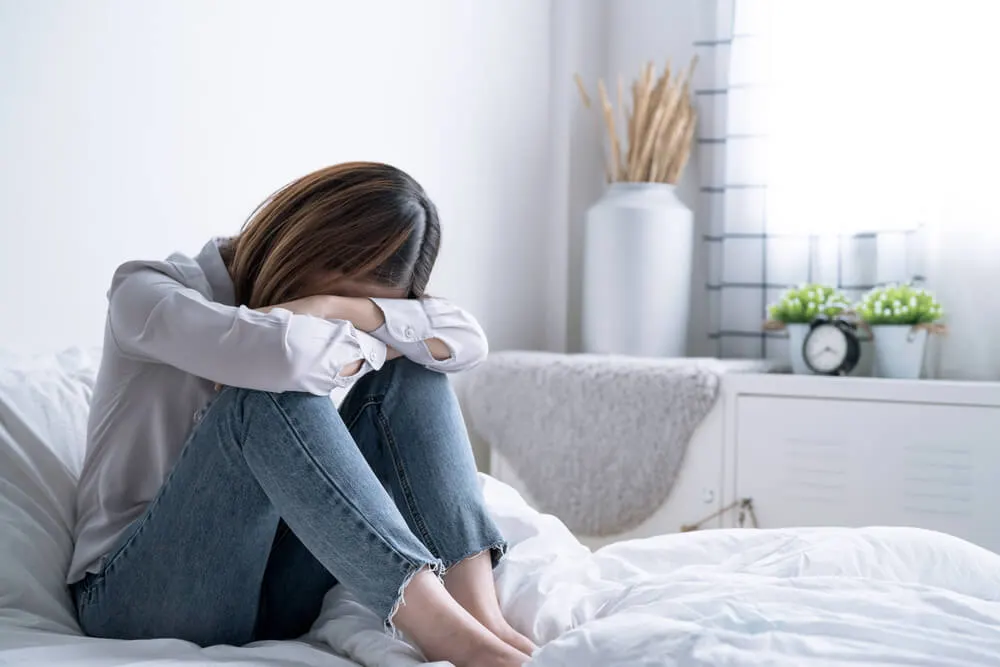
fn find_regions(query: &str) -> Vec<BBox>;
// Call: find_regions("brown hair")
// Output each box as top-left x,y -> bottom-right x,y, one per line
228,162 -> 441,308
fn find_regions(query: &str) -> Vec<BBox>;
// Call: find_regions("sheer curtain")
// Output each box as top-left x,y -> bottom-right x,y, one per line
697,0 -> 1000,379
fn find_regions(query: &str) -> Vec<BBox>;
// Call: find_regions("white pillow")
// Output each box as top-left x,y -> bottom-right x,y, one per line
0,347 -> 99,634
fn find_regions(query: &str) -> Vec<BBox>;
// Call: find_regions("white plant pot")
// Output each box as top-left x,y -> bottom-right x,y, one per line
786,323 -> 875,376
872,325 -> 929,379
582,183 -> 693,357
785,324 -> 812,375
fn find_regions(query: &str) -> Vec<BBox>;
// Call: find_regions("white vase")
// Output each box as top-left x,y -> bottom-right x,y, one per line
582,183 -> 693,357
786,322 -> 875,376
872,325 -> 929,379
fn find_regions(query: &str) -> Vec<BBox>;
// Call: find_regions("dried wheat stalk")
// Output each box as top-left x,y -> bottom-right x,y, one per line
573,73 -> 592,109
575,55 -> 698,184
597,79 -> 622,181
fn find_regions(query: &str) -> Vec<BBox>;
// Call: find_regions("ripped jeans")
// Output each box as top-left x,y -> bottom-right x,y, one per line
71,358 -> 506,646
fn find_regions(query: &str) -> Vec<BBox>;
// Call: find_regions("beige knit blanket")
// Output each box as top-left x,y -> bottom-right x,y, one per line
459,352 -> 766,536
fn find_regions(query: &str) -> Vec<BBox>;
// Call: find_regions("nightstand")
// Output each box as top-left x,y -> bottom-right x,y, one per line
720,373 -> 1000,553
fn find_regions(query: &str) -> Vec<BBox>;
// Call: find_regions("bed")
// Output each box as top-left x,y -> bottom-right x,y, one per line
4,348 -> 1000,666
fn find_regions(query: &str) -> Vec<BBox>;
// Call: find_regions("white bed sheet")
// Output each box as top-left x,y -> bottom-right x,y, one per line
7,476 -> 1000,666
4,350 -> 1000,666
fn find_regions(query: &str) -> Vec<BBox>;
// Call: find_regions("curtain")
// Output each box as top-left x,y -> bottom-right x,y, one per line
696,0 -> 1000,380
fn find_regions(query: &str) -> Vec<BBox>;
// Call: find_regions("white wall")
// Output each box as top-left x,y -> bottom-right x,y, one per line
547,0 -> 710,354
0,0 -> 552,354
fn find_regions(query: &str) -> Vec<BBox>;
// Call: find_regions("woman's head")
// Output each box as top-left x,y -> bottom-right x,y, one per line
228,162 -> 440,308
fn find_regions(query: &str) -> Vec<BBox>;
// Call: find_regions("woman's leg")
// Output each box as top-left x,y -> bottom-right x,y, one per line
254,520 -> 336,641
255,524 -> 532,667
73,386 -> 527,665
338,358 -> 536,655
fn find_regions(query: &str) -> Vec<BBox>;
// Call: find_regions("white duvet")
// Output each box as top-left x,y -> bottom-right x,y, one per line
4,350 -> 1000,666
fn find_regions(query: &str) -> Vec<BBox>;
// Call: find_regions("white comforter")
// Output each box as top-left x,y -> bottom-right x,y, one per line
3,350 -> 1000,666
5,475 -> 1000,666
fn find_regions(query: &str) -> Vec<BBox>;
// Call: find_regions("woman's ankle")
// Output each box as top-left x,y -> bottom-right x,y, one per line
442,552 -> 538,654
468,642 -> 533,667
391,570 -> 519,666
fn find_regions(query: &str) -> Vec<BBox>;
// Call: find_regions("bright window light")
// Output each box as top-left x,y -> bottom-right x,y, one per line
765,0 -> 1000,234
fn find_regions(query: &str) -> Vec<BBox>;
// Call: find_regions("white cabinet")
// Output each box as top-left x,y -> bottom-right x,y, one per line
723,375 -> 1000,553
480,366 -> 1000,552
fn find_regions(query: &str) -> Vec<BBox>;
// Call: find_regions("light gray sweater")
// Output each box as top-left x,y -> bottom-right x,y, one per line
69,239 -> 487,583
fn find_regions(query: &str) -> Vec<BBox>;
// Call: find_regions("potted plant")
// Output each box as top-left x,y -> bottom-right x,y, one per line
856,284 -> 944,379
767,284 -> 852,375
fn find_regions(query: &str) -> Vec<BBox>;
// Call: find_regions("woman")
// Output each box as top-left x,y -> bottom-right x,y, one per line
68,163 -> 535,667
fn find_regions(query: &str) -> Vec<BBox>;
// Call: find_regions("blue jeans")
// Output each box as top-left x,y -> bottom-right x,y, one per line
71,358 -> 506,646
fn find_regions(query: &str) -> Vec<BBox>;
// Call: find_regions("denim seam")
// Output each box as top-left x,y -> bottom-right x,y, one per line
375,404 -> 443,558
340,362 -> 443,558
76,577 -> 98,608
259,392 -> 429,572
342,395 -> 383,433
343,395 -> 444,563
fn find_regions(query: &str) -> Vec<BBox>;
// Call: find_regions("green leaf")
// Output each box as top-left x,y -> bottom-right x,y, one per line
766,283 -> 851,324
856,284 -> 943,325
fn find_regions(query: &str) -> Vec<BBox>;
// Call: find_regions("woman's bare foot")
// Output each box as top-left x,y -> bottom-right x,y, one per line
444,552 -> 539,657
470,644 -> 533,667
392,569 -> 531,666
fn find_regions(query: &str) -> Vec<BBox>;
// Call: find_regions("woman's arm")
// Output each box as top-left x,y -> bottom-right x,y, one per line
304,297 -> 455,363
257,294 -> 406,375
256,291 -> 486,373
108,261 -> 386,394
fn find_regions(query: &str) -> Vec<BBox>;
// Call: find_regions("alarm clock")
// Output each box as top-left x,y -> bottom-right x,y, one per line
802,315 -> 861,376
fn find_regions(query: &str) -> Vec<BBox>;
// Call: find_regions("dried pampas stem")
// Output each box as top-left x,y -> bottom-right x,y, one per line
665,104 -> 697,184
573,73 -> 592,109
578,56 -> 698,184
597,79 -> 622,182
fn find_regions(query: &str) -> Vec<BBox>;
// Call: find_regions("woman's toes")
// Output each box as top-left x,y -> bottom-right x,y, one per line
496,623 -> 538,655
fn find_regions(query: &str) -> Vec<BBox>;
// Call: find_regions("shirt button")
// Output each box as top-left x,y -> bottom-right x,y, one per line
403,326 -> 417,341
368,351 -> 377,363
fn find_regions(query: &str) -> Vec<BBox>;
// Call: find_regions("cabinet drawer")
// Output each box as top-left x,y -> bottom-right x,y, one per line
735,396 -> 1000,552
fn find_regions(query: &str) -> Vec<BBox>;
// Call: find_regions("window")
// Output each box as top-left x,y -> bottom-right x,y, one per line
765,0 -> 1000,234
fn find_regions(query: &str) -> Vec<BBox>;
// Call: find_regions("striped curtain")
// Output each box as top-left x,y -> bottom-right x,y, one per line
694,0 -> 921,360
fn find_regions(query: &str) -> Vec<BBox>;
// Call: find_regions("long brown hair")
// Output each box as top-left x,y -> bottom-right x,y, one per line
228,162 -> 441,308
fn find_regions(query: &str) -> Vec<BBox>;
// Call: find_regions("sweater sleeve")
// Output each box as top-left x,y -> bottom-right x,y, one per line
107,261 -> 386,394
368,296 -> 488,372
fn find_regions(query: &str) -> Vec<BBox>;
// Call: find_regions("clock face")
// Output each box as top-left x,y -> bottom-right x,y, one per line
804,323 -> 849,373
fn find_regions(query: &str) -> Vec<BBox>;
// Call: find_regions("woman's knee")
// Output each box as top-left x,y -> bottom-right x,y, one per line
356,357 -> 449,396
222,387 -> 343,438
224,385 -> 332,411
387,357 -> 448,385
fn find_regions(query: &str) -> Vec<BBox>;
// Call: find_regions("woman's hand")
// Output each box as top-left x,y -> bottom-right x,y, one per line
338,358 -> 365,377
332,297 -> 385,333
261,296 -> 399,374
260,296 -> 385,333
257,295 -> 339,319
